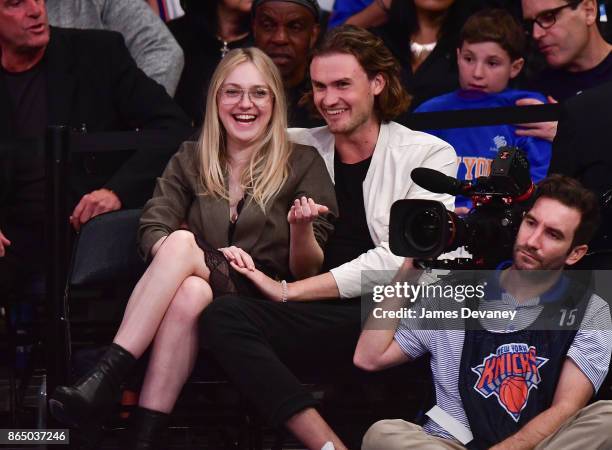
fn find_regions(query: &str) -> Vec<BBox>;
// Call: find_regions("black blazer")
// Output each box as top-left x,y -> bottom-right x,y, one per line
0,27 -> 191,210
551,81 -> 612,197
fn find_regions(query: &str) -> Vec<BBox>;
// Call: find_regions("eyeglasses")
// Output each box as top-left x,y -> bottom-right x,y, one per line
523,0 -> 583,35
218,86 -> 274,106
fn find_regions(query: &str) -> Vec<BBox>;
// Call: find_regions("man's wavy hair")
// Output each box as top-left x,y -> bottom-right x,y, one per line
535,174 -> 601,247
301,25 -> 410,122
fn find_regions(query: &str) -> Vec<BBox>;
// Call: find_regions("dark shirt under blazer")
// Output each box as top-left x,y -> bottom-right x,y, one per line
138,141 -> 338,280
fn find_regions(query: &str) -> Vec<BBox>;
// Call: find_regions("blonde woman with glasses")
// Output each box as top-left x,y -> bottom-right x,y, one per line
49,47 -> 337,448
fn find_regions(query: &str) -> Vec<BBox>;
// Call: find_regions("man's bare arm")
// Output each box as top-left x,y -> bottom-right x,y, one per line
230,265 -> 341,302
490,358 -> 593,450
353,319 -> 411,371
287,272 -> 340,301
354,259 -> 418,371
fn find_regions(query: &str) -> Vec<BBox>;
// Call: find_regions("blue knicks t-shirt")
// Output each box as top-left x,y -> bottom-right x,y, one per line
415,89 -> 552,208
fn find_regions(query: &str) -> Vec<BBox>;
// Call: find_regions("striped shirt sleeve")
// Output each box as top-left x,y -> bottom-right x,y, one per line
395,322 -> 430,360
567,294 -> 612,392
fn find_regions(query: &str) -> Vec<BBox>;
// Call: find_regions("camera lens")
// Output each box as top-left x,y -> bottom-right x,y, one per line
404,208 -> 442,253
390,199 -> 454,258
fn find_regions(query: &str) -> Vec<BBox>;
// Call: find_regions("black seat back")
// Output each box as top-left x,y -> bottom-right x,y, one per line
69,209 -> 146,287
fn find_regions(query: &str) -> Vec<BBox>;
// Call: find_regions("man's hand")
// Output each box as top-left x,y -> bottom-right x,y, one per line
219,246 -> 255,271
0,230 -> 11,257
515,96 -> 558,142
454,206 -> 470,217
287,196 -> 328,278
287,196 -> 329,226
70,188 -> 122,231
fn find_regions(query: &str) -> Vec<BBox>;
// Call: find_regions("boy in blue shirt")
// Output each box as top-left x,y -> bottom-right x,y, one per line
415,8 -> 551,211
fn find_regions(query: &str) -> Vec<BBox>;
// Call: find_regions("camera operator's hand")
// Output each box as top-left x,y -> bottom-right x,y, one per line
515,96 -> 558,142
0,229 -> 10,257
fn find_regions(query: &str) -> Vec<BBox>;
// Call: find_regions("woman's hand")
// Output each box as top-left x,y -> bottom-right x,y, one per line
230,262 -> 286,301
287,196 -> 329,226
219,245 -> 255,271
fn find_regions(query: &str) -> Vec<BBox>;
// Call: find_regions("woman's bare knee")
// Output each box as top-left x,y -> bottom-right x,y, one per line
166,276 -> 213,323
157,230 -> 198,256
153,230 -> 208,274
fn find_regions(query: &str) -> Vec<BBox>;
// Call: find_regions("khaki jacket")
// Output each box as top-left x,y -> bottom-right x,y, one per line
138,141 -> 338,280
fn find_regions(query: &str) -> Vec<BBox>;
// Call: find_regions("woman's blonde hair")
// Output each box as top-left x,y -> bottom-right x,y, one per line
197,47 -> 291,211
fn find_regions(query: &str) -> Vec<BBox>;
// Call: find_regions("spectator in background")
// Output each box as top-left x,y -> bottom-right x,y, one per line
171,0 -> 323,128
515,0 -> 612,141
375,0 -> 482,110
551,80 -> 612,257
524,0 -> 612,100
169,0 -> 253,126
47,0 -> 184,97
415,9 -> 551,211
344,0 -> 390,28
0,0 -> 189,298
342,0 -> 523,30
252,0 -> 325,127
552,80 -> 612,198
329,0 -> 374,28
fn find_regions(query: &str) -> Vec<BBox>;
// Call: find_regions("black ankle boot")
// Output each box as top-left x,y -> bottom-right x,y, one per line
49,343 -> 136,430
125,407 -> 170,450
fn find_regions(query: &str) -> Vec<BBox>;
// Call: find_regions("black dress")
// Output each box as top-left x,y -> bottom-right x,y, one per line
374,24 -> 460,112
195,198 -> 261,298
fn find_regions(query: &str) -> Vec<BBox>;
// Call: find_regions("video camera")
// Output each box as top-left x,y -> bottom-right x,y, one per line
390,147 -> 535,269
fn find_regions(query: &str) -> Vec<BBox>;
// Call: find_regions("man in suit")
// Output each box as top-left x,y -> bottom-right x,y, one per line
551,80 -> 612,197
0,0 -> 189,295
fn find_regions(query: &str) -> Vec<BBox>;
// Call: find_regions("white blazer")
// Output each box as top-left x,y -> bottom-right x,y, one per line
289,121 -> 457,298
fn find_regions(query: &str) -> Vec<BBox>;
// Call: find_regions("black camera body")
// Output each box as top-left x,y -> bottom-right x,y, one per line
390,147 -> 535,269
